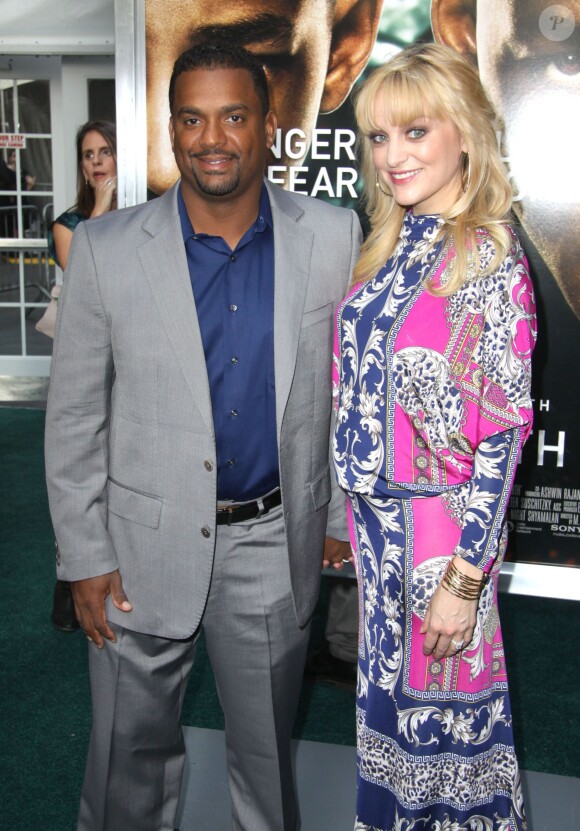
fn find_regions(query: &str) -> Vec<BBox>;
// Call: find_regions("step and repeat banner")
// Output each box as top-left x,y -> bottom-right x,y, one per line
145,0 -> 579,570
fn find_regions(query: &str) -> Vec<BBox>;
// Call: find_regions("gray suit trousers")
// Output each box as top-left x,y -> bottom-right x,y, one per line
77,505 -> 310,831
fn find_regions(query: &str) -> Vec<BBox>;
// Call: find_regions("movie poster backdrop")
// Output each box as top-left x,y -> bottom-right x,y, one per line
145,0 -> 580,568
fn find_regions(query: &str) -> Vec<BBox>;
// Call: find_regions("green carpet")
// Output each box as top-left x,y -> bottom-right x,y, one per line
1,407 -> 578,830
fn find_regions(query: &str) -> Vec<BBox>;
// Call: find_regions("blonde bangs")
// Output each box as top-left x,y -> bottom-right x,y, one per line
356,63 -> 453,137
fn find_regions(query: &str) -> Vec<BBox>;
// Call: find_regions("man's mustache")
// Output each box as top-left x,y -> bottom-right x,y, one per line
190,149 -> 239,160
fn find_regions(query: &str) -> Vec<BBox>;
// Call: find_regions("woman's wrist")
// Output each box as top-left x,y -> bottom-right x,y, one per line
440,558 -> 488,601
90,202 -> 114,219
451,554 -> 484,580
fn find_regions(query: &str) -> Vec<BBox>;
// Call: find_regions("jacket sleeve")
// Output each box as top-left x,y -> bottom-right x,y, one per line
325,209 -> 363,540
452,426 -> 523,571
45,221 -> 119,581
453,237 -> 537,571
474,235 -> 537,444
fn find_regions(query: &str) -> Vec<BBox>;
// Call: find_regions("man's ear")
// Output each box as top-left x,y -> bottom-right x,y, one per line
431,0 -> 477,67
264,110 -> 278,150
321,0 -> 383,113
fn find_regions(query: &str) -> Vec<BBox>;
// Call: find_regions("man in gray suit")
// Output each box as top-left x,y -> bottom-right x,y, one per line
45,43 -> 360,831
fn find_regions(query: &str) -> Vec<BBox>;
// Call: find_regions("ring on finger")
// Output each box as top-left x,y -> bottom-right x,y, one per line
342,558 -> 350,564
451,639 -> 464,650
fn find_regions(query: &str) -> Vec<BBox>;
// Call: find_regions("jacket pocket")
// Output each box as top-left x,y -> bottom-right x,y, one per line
107,478 -> 162,528
301,301 -> 333,329
309,465 -> 331,511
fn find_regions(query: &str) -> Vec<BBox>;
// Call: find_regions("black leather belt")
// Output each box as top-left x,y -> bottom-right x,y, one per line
216,487 -> 282,525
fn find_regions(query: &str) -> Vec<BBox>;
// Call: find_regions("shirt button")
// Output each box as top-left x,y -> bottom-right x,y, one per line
231,357 -> 239,365
230,409 -> 238,417
227,459 -> 235,467
201,526 -> 211,538
230,254 -> 236,262
204,460 -> 213,471
229,304 -> 238,312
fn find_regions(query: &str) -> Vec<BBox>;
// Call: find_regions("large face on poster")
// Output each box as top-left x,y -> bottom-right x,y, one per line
438,0 -> 580,319
146,0 -> 383,195
145,0 -> 579,568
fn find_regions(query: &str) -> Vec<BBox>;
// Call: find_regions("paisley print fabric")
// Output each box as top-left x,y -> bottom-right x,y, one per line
333,212 -> 536,831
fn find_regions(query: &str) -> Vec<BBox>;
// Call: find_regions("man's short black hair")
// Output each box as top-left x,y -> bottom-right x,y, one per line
169,42 -> 270,117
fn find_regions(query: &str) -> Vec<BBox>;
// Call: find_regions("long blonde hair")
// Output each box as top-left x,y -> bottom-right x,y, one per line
353,43 -> 513,293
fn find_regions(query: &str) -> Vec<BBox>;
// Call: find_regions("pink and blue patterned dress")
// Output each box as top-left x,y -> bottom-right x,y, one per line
333,212 -> 537,831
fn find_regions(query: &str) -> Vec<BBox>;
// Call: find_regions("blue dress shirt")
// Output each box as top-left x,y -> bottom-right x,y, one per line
178,184 -> 279,501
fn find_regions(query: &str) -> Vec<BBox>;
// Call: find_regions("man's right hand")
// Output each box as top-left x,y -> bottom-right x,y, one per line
71,569 -> 133,648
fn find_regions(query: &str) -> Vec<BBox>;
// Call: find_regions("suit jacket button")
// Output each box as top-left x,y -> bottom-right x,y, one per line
204,460 -> 213,472
201,526 -> 211,538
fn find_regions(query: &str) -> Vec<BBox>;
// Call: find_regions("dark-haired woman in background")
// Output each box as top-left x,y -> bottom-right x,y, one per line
333,44 -> 536,830
48,120 -> 117,269
48,120 -> 117,632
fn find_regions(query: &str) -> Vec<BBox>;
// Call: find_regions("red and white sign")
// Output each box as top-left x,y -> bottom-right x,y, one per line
0,133 -> 26,148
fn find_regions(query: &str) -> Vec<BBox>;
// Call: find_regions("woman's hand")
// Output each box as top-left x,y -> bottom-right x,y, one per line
420,557 -> 483,660
92,175 -> 117,217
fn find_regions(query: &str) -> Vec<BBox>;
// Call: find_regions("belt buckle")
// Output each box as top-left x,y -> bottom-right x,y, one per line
217,503 -> 236,526
255,496 -> 266,519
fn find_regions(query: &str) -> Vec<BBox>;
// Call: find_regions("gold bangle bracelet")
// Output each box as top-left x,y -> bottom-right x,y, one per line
447,560 -> 484,585
440,560 -> 486,600
440,576 -> 481,600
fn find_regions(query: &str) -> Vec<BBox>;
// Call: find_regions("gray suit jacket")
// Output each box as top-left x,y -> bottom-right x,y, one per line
45,180 -> 362,638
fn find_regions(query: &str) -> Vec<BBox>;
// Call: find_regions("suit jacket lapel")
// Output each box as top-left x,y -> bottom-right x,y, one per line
138,184 -> 214,435
267,181 -> 314,440
136,180 -> 313,442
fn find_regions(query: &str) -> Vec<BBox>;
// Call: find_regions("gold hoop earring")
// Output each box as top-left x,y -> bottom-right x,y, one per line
462,155 -> 471,193
375,173 -> 389,196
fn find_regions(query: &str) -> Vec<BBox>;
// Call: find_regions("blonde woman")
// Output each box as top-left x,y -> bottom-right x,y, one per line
333,44 -> 536,829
